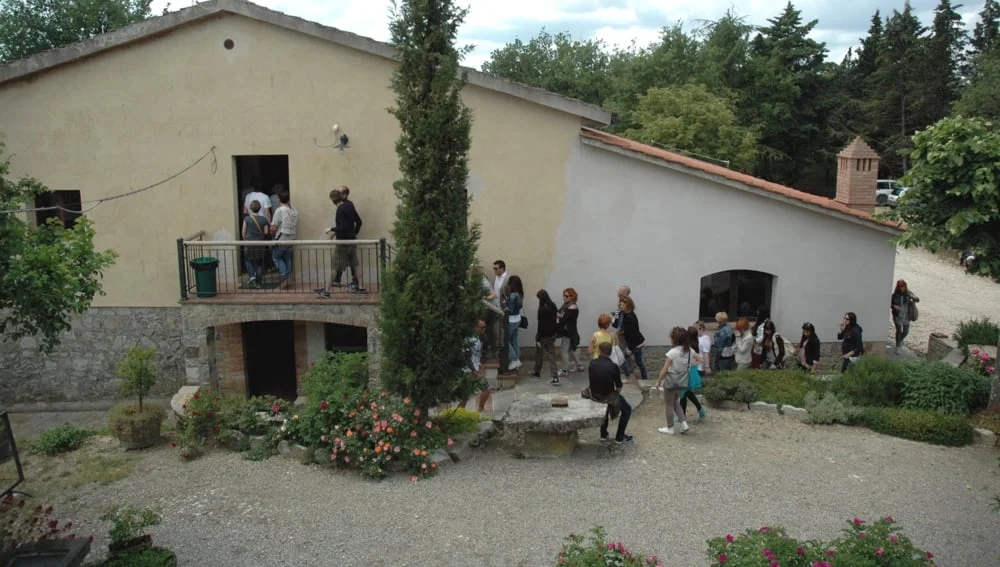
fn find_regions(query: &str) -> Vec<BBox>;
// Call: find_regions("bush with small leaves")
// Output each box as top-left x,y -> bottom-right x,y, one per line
802,392 -> 864,425
28,424 -> 93,456
863,407 -> 973,447
901,361 -> 990,416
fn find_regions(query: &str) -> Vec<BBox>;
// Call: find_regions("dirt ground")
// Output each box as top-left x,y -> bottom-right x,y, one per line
891,245 -> 1000,352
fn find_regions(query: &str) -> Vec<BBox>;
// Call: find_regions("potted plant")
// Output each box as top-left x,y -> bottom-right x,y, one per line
99,505 -> 176,567
108,346 -> 165,450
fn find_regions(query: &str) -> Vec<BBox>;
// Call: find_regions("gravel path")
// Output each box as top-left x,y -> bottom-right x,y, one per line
57,403 -> 1000,567
892,246 -> 1000,352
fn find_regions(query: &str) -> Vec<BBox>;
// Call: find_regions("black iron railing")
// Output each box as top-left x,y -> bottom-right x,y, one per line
177,238 -> 391,300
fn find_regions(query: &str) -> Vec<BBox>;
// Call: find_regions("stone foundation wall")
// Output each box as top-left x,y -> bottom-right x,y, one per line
0,307 -> 184,405
926,334 -> 958,362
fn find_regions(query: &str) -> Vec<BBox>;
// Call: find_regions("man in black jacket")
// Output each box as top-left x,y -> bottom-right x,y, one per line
317,187 -> 364,297
589,342 -> 633,444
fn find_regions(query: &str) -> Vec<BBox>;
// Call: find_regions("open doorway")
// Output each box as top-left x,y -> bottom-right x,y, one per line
242,320 -> 297,400
233,155 -> 290,230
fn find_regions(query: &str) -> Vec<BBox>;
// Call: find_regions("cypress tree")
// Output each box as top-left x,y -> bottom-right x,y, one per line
380,0 -> 482,411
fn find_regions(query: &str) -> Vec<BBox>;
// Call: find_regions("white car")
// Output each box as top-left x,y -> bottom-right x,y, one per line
876,179 -> 905,206
887,186 -> 909,208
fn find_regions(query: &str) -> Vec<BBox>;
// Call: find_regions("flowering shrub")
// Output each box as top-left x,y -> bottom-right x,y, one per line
175,389 -> 241,461
969,348 -> 997,378
1,495 -> 88,552
706,517 -> 936,566
556,526 -> 663,566
323,391 -> 449,479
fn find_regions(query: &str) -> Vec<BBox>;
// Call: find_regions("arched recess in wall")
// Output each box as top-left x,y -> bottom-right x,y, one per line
698,270 -> 775,321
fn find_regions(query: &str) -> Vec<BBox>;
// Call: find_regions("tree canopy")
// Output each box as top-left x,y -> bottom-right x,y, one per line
0,0 -> 152,62
892,117 -> 1000,278
0,141 -> 118,352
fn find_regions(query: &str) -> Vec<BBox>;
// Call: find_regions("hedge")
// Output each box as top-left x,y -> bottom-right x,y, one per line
862,407 -> 974,447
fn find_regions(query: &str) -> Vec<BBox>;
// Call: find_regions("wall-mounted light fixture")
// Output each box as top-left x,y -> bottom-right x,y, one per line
314,123 -> 351,151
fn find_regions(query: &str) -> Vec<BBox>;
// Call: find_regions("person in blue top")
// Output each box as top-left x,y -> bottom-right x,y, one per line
713,312 -> 736,372
504,275 -> 524,370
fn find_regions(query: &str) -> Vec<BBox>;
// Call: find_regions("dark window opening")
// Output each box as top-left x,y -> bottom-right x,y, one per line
699,270 -> 774,321
324,323 -> 367,353
34,190 -> 82,229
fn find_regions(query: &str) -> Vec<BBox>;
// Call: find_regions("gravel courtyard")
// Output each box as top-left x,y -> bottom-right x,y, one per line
891,245 -> 1000,352
54,403 -> 1000,567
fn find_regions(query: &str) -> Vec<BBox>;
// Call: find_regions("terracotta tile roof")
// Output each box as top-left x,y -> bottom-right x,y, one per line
579,127 -> 903,233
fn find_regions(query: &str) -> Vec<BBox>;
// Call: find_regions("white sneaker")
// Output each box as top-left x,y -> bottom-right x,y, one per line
509,360 -> 521,370
657,426 -> 675,435
557,369 -> 567,377
680,422 -> 690,434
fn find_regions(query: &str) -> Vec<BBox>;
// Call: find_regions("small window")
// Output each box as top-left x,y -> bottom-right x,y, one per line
34,190 -> 82,229
699,270 -> 774,321
324,323 -> 367,353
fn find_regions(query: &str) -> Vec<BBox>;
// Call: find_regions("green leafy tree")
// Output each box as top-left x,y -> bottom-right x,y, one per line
482,29 -> 614,106
380,0 -> 482,411
117,345 -> 156,412
891,116 -> 1000,279
956,49 -> 1000,120
0,0 -> 152,62
0,141 -> 117,352
624,84 -> 757,172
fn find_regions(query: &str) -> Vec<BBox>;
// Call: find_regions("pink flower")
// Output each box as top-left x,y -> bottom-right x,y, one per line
403,397 -> 411,405
343,456 -> 350,463
447,438 -> 455,447
826,550 -> 836,557
858,532 -> 867,539
607,543 -> 615,551
770,562 -> 780,567
394,446 -> 401,453
927,552 -> 934,559
410,430 -> 417,438
876,547 -> 885,557
320,400 -> 329,410
425,420 -> 433,429
271,404 -> 281,413
718,553 -> 728,564
972,348 -> 980,355
812,563 -> 831,567
409,475 -> 418,483
797,547 -> 805,555
646,556 -> 658,563
321,435 -> 327,442
889,534 -> 899,543
761,549 -> 774,558
987,366 -> 996,374
759,526 -> 769,533
725,534 -> 734,543
414,409 -> 421,418
853,517 -> 864,527
884,516 -> 895,523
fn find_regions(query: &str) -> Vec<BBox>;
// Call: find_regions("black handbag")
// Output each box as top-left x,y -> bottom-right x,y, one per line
519,315 -> 529,329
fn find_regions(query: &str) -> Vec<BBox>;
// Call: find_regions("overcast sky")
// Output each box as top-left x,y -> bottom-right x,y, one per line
155,0 -> 985,69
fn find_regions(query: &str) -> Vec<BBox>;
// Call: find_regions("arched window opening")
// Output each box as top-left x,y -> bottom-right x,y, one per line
698,270 -> 774,321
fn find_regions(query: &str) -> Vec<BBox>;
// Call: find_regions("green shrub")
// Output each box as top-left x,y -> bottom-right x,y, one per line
716,369 -> 824,407
100,505 -> 162,548
301,352 -> 369,403
174,390 -> 242,461
831,355 -> 908,407
28,424 -> 94,455
99,548 -> 176,567
955,317 -> 1000,353
433,407 -> 484,435
901,361 -> 991,416
863,407 -> 974,446
706,517 -> 934,566
702,377 -> 758,405
802,392 -> 864,425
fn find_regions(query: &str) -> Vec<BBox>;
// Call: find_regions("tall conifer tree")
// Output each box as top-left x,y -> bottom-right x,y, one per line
380,0 -> 482,411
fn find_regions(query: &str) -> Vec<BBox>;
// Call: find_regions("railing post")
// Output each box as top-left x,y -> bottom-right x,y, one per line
378,238 -> 387,291
177,238 -> 188,301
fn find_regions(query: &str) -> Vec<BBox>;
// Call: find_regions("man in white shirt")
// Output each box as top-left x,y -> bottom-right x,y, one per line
243,186 -> 272,223
490,260 -> 507,309
270,188 -> 298,289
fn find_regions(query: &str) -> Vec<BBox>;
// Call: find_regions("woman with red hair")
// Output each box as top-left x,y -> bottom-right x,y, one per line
890,279 -> 919,354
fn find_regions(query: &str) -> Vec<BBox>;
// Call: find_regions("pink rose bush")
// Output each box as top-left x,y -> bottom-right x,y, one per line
557,526 -> 663,566
706,517 -> 936,566
969,348 -> 997,378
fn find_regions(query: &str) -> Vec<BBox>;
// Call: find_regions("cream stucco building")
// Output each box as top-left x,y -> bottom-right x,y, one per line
0,0 -> 901,405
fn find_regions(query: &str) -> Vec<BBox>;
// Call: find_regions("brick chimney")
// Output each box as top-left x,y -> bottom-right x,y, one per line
835,136 -> 880,213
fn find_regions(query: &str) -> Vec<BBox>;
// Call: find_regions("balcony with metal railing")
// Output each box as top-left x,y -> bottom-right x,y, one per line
176,235 -> 392,305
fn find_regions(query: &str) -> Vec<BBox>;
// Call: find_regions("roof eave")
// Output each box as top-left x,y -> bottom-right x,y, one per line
0,0 -> 612,125
580,136 -> 904,236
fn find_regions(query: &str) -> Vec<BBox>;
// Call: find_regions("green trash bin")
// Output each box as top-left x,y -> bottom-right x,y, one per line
189,257 -> 220,298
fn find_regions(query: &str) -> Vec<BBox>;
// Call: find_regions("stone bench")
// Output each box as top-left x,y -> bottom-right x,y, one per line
501,393 -> 610,457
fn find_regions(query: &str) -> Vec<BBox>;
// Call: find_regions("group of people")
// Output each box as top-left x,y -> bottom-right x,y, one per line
462,263 -> 922,443
238,184 -> 366,295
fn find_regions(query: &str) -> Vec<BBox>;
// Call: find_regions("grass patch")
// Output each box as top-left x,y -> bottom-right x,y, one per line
10,437 -> 139,501
715,369 -> 826,407
434,407 -> 485,435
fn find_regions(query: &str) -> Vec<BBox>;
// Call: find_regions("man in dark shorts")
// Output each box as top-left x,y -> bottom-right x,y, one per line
316,186 -> 364,297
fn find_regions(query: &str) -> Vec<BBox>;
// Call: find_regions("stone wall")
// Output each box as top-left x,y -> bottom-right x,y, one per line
0,307 -> 184,405
926,334 -> 958,362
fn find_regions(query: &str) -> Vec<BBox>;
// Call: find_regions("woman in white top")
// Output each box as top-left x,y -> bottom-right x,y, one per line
696,322 -> 712,374
733,317 -> 754,370
654,326 -> 702,435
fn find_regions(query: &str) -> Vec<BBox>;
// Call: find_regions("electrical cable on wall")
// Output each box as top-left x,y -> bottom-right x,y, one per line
0,146 -> 218,215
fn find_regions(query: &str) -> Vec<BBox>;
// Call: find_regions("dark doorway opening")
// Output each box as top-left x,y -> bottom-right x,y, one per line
242,320 -> 297,400
324,323 -> 368,353
233,155 -> 290,276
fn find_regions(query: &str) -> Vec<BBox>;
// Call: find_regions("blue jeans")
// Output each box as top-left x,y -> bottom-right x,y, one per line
508,322 -> 520,362
272,245 -> 293,281
632,346 -> 648,380
243,249 -> 265,282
